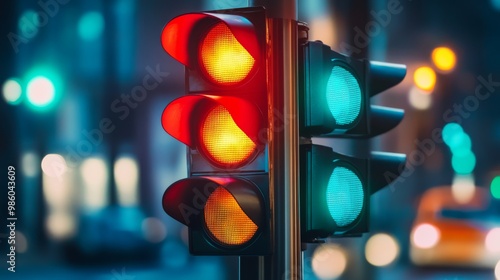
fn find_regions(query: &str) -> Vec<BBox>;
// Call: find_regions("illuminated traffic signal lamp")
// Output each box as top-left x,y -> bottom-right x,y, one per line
300,145 -> 406,241
161,7 -> 267,171
160,7 -> 271,255
162,176 -> 270,255
161,95 -> 265,169
299,41 -> 407,241
299,41 -> 406,138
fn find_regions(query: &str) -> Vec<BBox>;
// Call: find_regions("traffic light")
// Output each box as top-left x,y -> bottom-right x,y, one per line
160,7 -> 271,255
299,41 -> 407,241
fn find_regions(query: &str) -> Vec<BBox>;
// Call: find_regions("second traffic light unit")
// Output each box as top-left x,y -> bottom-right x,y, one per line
299,41 -> 407,241
160,7 -> 271,255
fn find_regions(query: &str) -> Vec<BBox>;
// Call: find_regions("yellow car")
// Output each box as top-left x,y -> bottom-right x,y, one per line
410,186 -> 500,268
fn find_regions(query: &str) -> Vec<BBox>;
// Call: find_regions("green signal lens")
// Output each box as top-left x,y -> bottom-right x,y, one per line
326,66 -> 362,126
326,166 -> 364,227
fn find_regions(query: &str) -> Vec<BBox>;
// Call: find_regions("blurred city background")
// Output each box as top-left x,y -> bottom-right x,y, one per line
1,0 -> 500,279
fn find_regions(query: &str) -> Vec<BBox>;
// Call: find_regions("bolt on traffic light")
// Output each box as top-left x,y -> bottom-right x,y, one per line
299,41 -> 407,241
160,7 -> 271,255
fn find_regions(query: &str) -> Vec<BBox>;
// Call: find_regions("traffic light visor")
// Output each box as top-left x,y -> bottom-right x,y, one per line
161,12 -> 260,70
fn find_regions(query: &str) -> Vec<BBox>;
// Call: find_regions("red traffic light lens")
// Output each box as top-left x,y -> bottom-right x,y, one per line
199,104 -> 257,168
199,22 -> 256,86
204,186 -> 259,246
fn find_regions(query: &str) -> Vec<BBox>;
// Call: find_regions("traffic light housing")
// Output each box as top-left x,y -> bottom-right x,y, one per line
160,7 -> 407,251
299,41 -> 407,242
160,7 -> 271,255
299,41 -> 406,138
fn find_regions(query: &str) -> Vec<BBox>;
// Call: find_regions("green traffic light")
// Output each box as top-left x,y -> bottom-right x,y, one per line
326,165 -> 364,227
326,66 -> 361,126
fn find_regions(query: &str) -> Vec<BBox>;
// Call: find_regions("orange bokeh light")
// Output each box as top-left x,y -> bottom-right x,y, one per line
413,66 -> 436,92
432,47 -> 457,72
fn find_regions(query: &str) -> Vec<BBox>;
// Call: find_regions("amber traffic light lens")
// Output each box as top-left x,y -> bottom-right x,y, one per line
200,105 -> 257,167
204,186 -> 258,246
200,22 -> 255,85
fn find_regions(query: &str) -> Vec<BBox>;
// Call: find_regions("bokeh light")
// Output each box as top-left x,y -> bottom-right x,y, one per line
365,233 -> 400,267
408,86 -> 432,110
491,176 -> 500,200
496,260 -> 500,280
45,211 -> 76,240
493,0 -> 500,10
309,16 -> 336,48
42,159 -> 73,209
78,11 -> 105,41
412,223 -> 440,249
446,133 -> 472,155
15,231 -> 28,253
451,151 -> 476,174
442,123 -> 476,174
485,228 -> 500,253
41,154 -> 67,178
18,10 -> 38,38
442,122 -> 464,145
21,152 -> 39,177
80,157 -> 109,210
413,66 -> 436,92
431,47 -> 457,72
114,156 -> 139,206
141,217 -> 167,243
27,76 -> 55,108
2,78 -> 22,105
451,174 -> 476,204
311,244 -> 347,279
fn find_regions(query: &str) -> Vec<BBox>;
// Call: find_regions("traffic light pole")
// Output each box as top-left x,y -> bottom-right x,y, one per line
243,1 -> 301,279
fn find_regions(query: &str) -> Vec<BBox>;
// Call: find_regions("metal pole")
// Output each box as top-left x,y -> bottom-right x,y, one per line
249,1 -> 300,279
